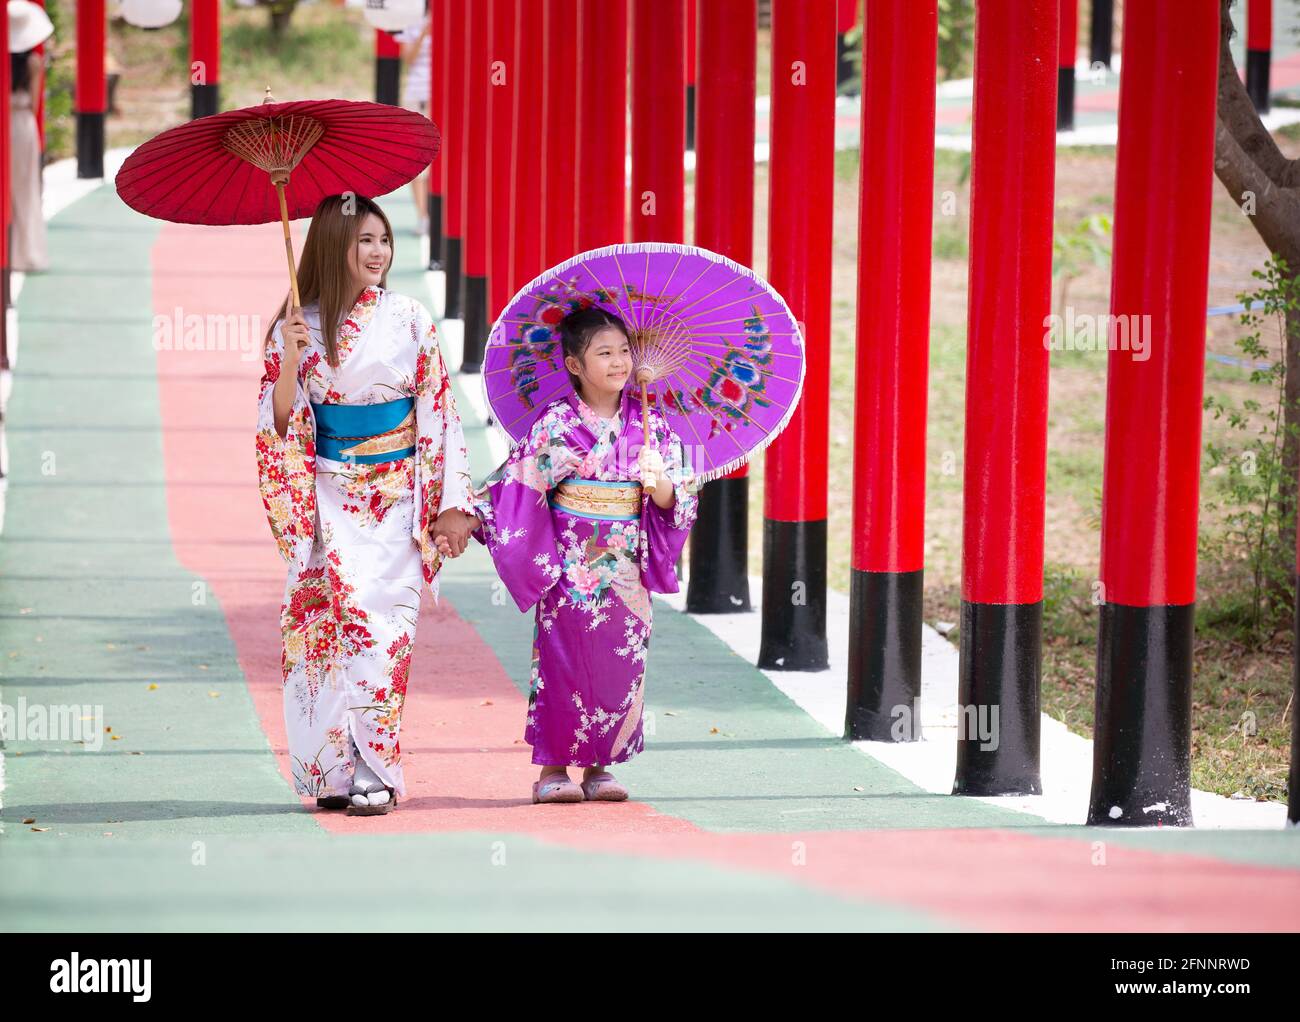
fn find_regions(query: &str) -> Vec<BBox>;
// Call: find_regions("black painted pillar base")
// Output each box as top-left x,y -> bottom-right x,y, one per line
443,237 -> 464,320
952,600 -> 1042,796
76,111 -> 105,179
1089,0 -> 1113,71
758,518 -> 828,671
846,569 -> 923,741
461,274 -> 488,373
428,194 -> 444,271
685,84 -> 696,152
191,82 -> 219,120
1290,581 -> 1300,827
1057,67 -> 1075,132
686,476 -> 751,613
1247,50 -> 1271,115
1086,602 -> 1194,827
376,55 -> 401,106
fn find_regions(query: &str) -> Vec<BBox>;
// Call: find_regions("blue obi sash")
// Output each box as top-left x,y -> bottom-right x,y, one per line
311,396 -> 416,464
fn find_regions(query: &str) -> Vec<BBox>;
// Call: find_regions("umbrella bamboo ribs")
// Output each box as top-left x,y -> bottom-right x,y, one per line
219,92 -> 326,311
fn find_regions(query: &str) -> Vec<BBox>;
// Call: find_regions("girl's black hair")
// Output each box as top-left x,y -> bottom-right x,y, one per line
558,305 -> 630,395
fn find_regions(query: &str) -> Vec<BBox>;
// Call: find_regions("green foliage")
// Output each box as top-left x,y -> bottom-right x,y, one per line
936,0 -> 975,81
838,0 -> 974,92
1202,255 -> 1300,637
1041,564 -> 1097,647
1051,212 -> 1112,312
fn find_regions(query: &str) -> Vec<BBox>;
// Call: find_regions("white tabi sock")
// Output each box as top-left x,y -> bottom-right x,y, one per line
349,742 -> 391,806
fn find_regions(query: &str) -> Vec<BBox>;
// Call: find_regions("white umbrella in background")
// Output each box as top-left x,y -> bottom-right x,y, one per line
360,0 -> 423,34
120,0 -> 182,29
7,0 -> 53,51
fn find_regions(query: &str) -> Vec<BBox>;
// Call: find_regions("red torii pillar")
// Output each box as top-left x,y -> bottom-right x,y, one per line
488,0 -> 517,323
845,0 -> 937,740
686,0 -> 757,615
1058,0 -> 1076,131
630,0 -> 684,244
759,0 -> 834,672
76,0 -> 106,179
1089,0 -> 1113,70
375,29 -> 400,106
577,0 -> 627,252
441,0 -> 467,319
1088,0 -> 1220,828
836,0 -> 857,94
1247,0 -> 1272,114
190,0 -> 220,119
953,0 -> 1057,796
462,0 -> 491,371
684,0 -> 696,152
510,0 -> 546,295
543,0 -> 579,268
429,0 -> 446,272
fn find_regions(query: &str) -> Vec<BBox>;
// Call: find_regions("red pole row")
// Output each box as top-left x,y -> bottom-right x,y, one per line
189,0 -> 221,119
1058,0 -> 1076,131
630,0 -> 684,244
758,0 -> 835,671
1247,0 -> 1273,113
75,0 -> 106,179
954,0 -> 1057,796
427,0 -> 446,272
685,0 -> 758,614
461,0 -> 490,370
1089,0 -> 1220,827
845,0 -> 937,739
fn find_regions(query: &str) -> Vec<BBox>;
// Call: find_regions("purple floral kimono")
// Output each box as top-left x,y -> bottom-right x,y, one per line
471,386 -> 699,766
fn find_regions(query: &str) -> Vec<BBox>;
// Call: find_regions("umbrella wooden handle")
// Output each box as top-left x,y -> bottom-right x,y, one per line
638,374 -> 657,494
273,178 -> 301,310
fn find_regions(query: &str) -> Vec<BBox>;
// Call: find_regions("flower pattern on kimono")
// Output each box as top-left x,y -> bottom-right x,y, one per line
331,457 -> 415,529
255,338 -> 317,564
279,550 -> 376,685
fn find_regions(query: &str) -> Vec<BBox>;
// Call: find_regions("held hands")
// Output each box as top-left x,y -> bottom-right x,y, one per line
431,508 -> 480,559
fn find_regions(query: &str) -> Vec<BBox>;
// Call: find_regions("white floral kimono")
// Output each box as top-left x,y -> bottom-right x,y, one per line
255,285 -> 475,798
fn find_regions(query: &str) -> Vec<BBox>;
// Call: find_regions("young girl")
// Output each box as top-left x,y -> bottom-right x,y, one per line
437,305 -> 699,804
256,194 -> 480,815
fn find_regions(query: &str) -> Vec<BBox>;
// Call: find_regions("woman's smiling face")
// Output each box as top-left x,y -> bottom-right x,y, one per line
348,211 -> 391,289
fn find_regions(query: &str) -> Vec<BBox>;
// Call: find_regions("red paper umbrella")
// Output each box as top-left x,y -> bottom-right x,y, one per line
115,91 -> 439,308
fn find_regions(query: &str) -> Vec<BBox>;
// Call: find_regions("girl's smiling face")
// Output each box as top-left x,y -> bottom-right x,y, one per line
348,212 -> 391,290
566,325 -> 631,402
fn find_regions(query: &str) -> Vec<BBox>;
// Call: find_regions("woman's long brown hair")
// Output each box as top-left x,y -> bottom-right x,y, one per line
263,193 -> 395,368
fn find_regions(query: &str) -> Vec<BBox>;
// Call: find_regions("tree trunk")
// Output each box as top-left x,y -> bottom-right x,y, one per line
1214,0 -> 1300,625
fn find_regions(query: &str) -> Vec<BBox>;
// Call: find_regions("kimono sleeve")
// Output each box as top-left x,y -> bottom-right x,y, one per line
411,305 -> 477,600
639,411 -> 700,595
470,407 -> 579,612
255,317 -> 317,566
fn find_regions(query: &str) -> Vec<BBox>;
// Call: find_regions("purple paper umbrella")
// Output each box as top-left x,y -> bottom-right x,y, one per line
480,243 -> 806,480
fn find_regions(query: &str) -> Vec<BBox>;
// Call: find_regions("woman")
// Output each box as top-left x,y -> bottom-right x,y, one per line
9,1 -> 53,272
255,194 -> 479,815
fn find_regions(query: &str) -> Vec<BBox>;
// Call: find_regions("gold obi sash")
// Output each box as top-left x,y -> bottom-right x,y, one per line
548,477 -> 643,521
